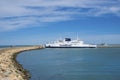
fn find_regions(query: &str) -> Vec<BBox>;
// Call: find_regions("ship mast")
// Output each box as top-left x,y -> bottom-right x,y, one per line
77,34 -> 79,40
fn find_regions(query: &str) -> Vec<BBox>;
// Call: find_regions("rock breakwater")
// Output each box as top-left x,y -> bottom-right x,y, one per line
0,46 -> 43,80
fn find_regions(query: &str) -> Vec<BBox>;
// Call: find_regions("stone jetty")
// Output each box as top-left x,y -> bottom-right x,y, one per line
0,46 -> 43,80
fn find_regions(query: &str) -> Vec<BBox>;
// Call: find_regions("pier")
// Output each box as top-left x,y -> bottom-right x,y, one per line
0,46 -> 43,80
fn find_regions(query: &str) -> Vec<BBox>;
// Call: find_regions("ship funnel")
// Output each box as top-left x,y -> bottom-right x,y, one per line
65,38 -> 71,41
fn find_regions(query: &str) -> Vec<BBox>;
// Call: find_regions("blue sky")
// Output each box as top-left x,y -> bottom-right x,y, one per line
0,0 -> 120,45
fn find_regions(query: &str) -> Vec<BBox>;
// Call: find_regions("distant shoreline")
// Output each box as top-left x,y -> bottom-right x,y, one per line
0,46 -> 43,80
1,44 -> 120,48
97,44 -> 120,48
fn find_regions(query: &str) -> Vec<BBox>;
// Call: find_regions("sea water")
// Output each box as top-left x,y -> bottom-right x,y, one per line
17,48 -> 120,80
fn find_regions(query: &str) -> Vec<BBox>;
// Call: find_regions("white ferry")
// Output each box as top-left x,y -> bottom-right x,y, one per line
45,38 -> 97,48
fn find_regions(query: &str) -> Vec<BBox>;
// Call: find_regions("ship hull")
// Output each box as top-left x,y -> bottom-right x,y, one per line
45,46 -> 96,48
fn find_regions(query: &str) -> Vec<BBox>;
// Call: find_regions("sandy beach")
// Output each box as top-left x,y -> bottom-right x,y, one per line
0,46 -> 43,80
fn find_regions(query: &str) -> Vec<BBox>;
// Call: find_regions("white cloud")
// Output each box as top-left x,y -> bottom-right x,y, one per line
0,0 -> 120,31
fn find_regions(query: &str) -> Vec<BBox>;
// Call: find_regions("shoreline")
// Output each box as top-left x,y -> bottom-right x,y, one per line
0,46 -> 43,80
